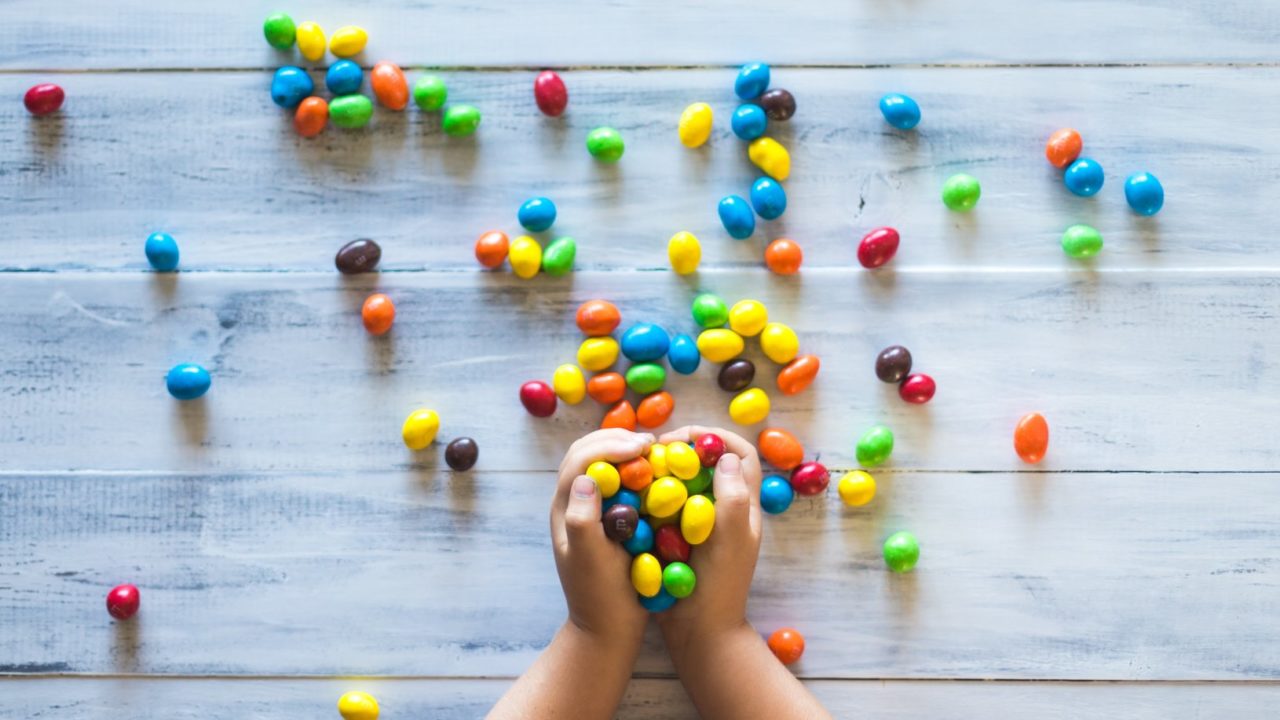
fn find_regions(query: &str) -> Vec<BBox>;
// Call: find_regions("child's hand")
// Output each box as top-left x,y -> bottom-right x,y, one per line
551,428 -> 656,648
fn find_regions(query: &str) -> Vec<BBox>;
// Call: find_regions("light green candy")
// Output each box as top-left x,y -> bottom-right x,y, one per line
691,293 -> 728,329
263,12 -> 297,50
856,424 -> 894,467
442,104 -> 481,136
1061,224 -> 1103,259
540,236 -> 576,276
942,173 -> 981,212
625,363 -> 666,395
662,562 -> 696,598
683,466 -> 713,495
330,95 -> 373,129
883,531 -> 919,573
587,127 -> 625,162
413,75 -> 448,112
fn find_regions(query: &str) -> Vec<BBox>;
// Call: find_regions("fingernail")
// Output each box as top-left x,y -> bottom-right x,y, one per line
573,476 -> 597,498
717,453 -> 740,473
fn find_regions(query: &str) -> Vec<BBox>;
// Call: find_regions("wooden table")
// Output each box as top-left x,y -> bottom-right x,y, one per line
2,1 -> 1278,716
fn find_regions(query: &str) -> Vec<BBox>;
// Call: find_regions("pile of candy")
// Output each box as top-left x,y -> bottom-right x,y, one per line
473,197 -> 578,278
875,344 -> 936,405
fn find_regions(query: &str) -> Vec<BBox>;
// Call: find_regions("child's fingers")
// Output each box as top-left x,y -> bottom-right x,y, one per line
710,453 -> 754,537
562,475 -> 605,545
658,425 -> 763,495
558,430 -> 655,481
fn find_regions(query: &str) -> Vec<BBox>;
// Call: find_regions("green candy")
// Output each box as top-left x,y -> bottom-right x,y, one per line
1061,224 -> 1103,259
442,104 -> 481,136
413,75 -> 448,112
586,127 -> 625,162
330,95 -> 374,129
541,236 -> 576,276
856,424 -> 894,467
262,12 -> 297,50
662,561 -> 697,598
883,531 -> 920,573
625,363 -> 666,395
691,293 -> 728,329
683,466 -> 713,495
941,173 -> 981,212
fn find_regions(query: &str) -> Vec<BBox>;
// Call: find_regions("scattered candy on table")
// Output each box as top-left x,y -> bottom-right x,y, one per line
145,232 -> 180,271
576,300 -> 621,336
1061,224 -> 1103,259
837,470 -> 876,507
474,231 -> 509,269
294,97 -> 329,137
166,363 -> 210,401
789,461 -> 829,496
718,195 -> 756,239
402,408 -> 440,450
106,583 -> 140,621
748,137 -> 791,180
636,391 -> 675,428
879,93 -> 921,130
759,322 -> 798,364
577,336 -> 619,371
601,399 -> 637,430
728,387 -> 770,425
330,94 -> 373,129
337,691 -> 379,720
361,293 -> 395,335
518,197 -> 557,232
621,322 -> 670,362
587,372 -> 626,404
443,104 -> 482,136
734,62 -> 771,99
586,127 -> 625,162
413,75 -> 448,111
759,88 -> 796,121
757,427 -> 804,470
326,60 -> 364,95
731,104 -> 768,140
444,437 -> 479,470
1045,128 -> 1083,169
760,474 -> 794,514
718,358 -> 755,392
1124,172 -> 1164,216
856,424 -> 894,467
668,231 -> 702,275
857,227 -> 900,269
899,373 -> 936,404
697,328 -> 745,363
625,362 -> 666,395
509,235 -> 542,278
668,334 -> 700,375
764,238 -> 802,275
371,61 -> 409,110
552,363 -> 587,404
262,12 -> 297,49
1014,412 -> 1049,464
271,66 -> 313,108
776,354 -> 820,395
295,21 -> 325,61
883,531 -> 920,573
1063,157 -> 1104,197
23,83 -> 64,116
329,26 -> 368,58
875,345 -> 912,383
942,173 -> 981,212
534,70 -> 568,117
335,238 -> 381,274
768,627 -> 805,665
540,236 -> 576,276
678,102 -> 713,148
691,294 -> 728,329
728,300 -> 768,337
750,177 -> 787,220
519,380 -> 557,418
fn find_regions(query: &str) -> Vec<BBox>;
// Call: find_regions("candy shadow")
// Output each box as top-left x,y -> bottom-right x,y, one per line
149,272 -> 179,304
174,397 -> 209,446
366,330 -> 397,376
441,133 -> 480,179
1132,215 -> 1163,258
859,266 -> 899,304
884,566 -> 921,623
945,210 -> 982,257
28,114 -> 65,157
111,615 -> 141,673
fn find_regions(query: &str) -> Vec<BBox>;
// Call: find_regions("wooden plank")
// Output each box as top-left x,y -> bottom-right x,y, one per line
1,0 -> 1278,69
1,471 -> 1277,678
0,66 -> 1275,272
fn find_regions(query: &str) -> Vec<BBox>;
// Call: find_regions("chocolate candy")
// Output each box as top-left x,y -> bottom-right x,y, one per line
757,427 -> 803,470
576,300 -> 621,336
402,409 -> 440,450
718,359 -> 755,392
519,380 -> 557,417
106,583 -> 140,620
443,105 -> 482,137
371,61 -> 409,110
335,238 -> 381,274
764,238 -> 802,275
768,628 -> 805,665
325,60 -> 363,95
603,504 -> 639,542
601,400 -> 636,430
166,363 -> 210,401
329,26 -> 368,58
734,62 -> 771,99
668,231 -> 702,275
413,75 -> 448,111
1014,412 -> 1049,464
444,437 -> 478,470
534,70 -> 568,117
759,88 -> 796,121
731,104 -> 768,140
636,391 -> 674,429
748,137 -> 790,181
145,232 -> 180,272
662,561 -> 697,598
875,345 -> 912,383
294,96 -> 328,138
729,300 -> 768,337
942,173 -> 981,211
789,461 -> 829,496
883,531 -> 920,573
362,293 -> 395,335
858,227 -> 900,269
668,334 -> 700,375
777,354 -> 819,396
586,127 -> 625,162
899,373 -> 936,404
330,95 -> 373,129
694,433 -> 726,467
654,524 -> 691,564
337,691 -> 379,720
728,388 -> 770,425
856,425 -> 894,467
620,323 -> 670,362
518,197 -> 557,232
271,66 -> 313,109
1061,224 -> 1103,259
262,12 -> 297,49
760,474 -> 794,514
1063,158 -> 1104,197
624,518 -> 654,555
879,93 -> 921,130
1045,128 -> 1083,169
837,470 -> 876,507
718,195 -> 756,239
1125,172 -> 1164,216
24,83 -> 64,116
541,236 -> 576,276
295,21 -> 325,62
678,102 -> 713,148
750,177 -> 787,220
474,231 -> 509,269
691,293 -> 729,329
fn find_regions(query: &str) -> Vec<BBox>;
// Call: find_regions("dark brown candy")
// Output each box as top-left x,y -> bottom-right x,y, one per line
335,238 -> 382,274
759,88 -> 796,121
602,504 -> 639,543
444,437 -> 479,471
717,359 -> 756,392
875,345 -> 913,383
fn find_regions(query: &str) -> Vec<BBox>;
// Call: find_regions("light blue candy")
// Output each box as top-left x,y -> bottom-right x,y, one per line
619,322 -> 670,362
271,66 -> 314,109
166,363 -> 211,401
144,232 -> 180,271
879,93 -> 921,130
735,62 -> 770,100
730,104 -> 768,140
1064,157 -> 1105,197
639,587 -> 677,612
760,474 -> 794,515
624,518 -> 654,556
517,196 -> 557,232
750,177 -> 787,220
718,195 -> 755,239
1124,172 -> 1164,216
325,60 -> 364,95
603,488 -> 641,512
668,333 -> 701,375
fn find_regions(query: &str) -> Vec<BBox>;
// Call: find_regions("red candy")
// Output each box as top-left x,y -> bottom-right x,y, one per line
24,83 -> 64,116
106,584 -> 140,620
533,70 -> 568,117
789,461 -> 829,496
694,433 -> 726,467
857,227 -> 900,269
519,380 -> 557,417
654,524 -> 691,564
899,373 -> 936,404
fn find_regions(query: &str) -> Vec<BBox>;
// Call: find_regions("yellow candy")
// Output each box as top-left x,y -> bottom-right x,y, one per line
728,299 -> 768,337
729,388 -> 770,425
696,328 -> 745,363
665,442 -> 701,480
577,337 -> 619,372
329,25 -> 368,58
509,235 -> 542,279
295,21 -> 326,62
631,552 -> 662,597
837,470 -> 877,507
337,691 -> 380,720
760,322 -> 799,364
680,494 -> 716,545
552,364 -> 586,405
647,444 -> 669,478
401,408 -> 440,450
587,461 -> 621,498
645,476 -> 688,518
678,102 -> 713,148
667,231 -> 701,275
748,137 -> 790,181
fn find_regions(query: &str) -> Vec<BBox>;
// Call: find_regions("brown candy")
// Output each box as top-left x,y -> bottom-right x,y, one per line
875,345 -> 912,383
603,504 -> 638,542
444,437 -> 478,471
717,359 -> 755,392
335,239 -> 382,274
759,88 -> 796,121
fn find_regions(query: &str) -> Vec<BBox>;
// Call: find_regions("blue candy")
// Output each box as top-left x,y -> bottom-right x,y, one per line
734,62 -> 770,100
144,232 -> 180,271
668,333 -> 701,375
624,518 -> 654,555
749,177 -> 787,220
730,104 -> 768,140
619,322 -> 670,362
879,93 -> 921,130
718,195 -> 756,239
517,196 -> 557,232
1064,157 -> 1105,197
271,66 -> 314,109
1124,172 -> 1164,216
639,587 -> 677,612
325,60 -> 364,95
166,363 -> 211,401
760,474 -> 794,515
603,488 -> 641,512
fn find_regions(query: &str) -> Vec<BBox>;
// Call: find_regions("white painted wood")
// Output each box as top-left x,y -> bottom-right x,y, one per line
1,67 -> 1274,271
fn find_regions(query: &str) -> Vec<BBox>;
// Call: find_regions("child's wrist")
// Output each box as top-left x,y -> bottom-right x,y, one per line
563,616 -> 645,659
661,617 -> 754,670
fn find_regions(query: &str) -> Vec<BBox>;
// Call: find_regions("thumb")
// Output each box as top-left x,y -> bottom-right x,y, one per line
712,453 -> 751,533
563,475 -> 603,543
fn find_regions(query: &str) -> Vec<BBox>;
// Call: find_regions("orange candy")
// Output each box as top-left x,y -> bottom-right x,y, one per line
294,97 -> 328,138
757,427 -> 804,470
474,231 -> 509,268
776,354 -> 820,395
370,61 -> 410,110
361,293 -> 395,336
1014,412 -> 1049,464
764,238 -> 803,275
1045,128 -> 1083,169
586,372 -> 626,404
618,456 -> 654,492
576,300 -> 621,336
767,628 -> 805,665
601,400 -> 637,430
636,391 -> 674,429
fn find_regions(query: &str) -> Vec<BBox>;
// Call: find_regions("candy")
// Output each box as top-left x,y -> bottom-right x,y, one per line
552,364 -> 587,404
586,127 -> 625,162
587,372 -> 626,404
665,442 -> 701,480
271,66 -> 313,108
1045,128 -> 1083,169
837,470 -> 875,506
263,12 -> 297,49
443,105 -> 482,136
337,692 -> 379,720
697,329 -> 745,363
603,504 -> 639,542
668,334 -> 700,375
691,293 -> 729,329
541,237 -> 576,276
325,60 -> 363,95
618,456 -> 654,492
757,427 -> 803,470
728,300 -> 768,337
401,409 -> 440,450
646,477 -> 688,518
1014,412 -> 1049,464
789,461 -> 829,496
474,230 -> 509,269
667,231 -> 702,275
748,137 -> 791,181
335,239 -> 383,274
768,628 -> 805,665
577,337 -> 619,371
106,584 -> 140,620
683,466 -> 713,495
166,363 -> 210,400
883,531 -> 919,573
294,96 -> 329,137
1061,224 -> 1103,259
857,226 -> 900,269
518,197 -> 557,232
509,235 -> 543,279
329,26 -> 368,58
718,195 -> 756,239
717,359 -> 755,392
626,363 -> 666,395
678,102 -> 713,148
729,388 -> 770,425
519,380 -> 557,417
750,177 -> 787,220
370,61 -> 409,110
624,518 -> 654,555
759,88 -> 796,121
640,587 -> 677,612
879,93 -> 921,130
942,173 -> 981,212
777,354 -> 819,396
731,104 -> 768,140
1063,157 -> 1104,197
764,238 -> 802,275
413,75 -> 448,111
759,323 -> 799,364
654,524 -> 691,564
295,22 -> 325,62
601,400 -> 637,430
24,83 -> 64,116
694,434 -> 726,467
576,300 -> 621,336
145,232 -> 180,272
361,293 -> 395,335
330,95 -> 373,129
760,475 -> 794,514
620,323 -> 670,362
856,425 -> 894,467
647,444 -> 669,478
444,437 -> 479,470
586,460 -> 622,498
875,345 -> 912,383
899,373 -> 936,404
662,561 -> 697,598
735,62 -> 771,99
1125,172 -> 1164,216
604,489 -> 640,512
534,70 -> 568,117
